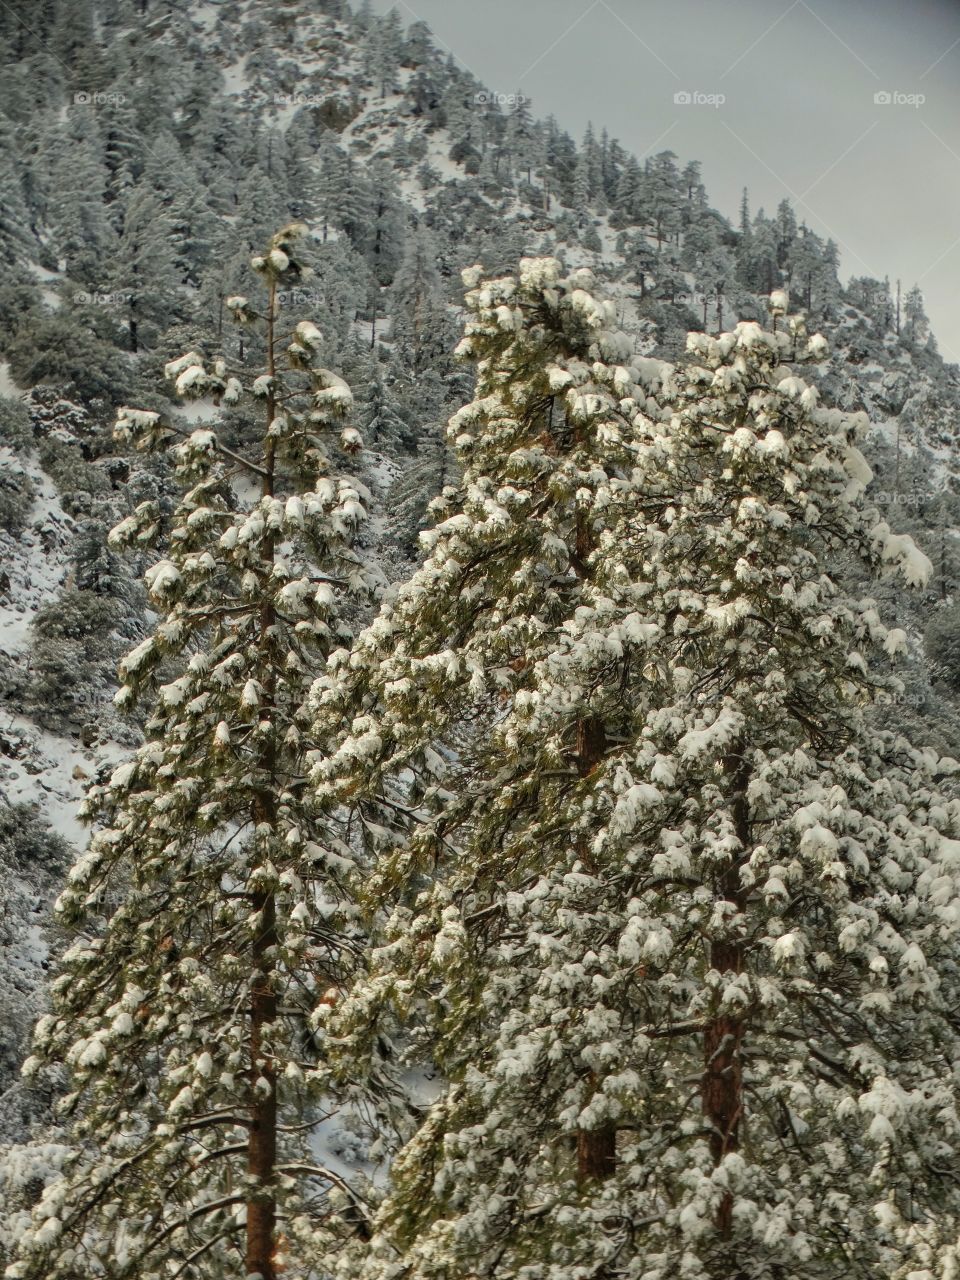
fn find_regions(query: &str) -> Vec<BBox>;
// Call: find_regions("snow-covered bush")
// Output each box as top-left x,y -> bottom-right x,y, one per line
0,463 -> 34,534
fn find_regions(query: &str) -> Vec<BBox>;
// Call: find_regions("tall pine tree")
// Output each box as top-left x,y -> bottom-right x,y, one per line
12,226 -> 381,1280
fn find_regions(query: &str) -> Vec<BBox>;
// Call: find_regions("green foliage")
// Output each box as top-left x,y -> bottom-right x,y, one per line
0,803 -> 68,889
0,463 -> 34,534
925,603 -> 960,691
5,315 -> 134,406
384,426 -> 454,555
36,439 -> 111,517
27,588 -> 121,729
0,802 -> 68,1091
0,396 -> 32,451
0,278 -> 43,350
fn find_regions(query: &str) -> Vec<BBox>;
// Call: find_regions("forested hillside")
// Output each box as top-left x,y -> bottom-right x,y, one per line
3,3 -> 960,1278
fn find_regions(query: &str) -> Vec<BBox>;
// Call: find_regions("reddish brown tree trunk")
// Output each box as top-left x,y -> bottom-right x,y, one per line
702,748 -> 750,1235
577,1122 -> 617,1183
576,715 -> 605,779
247,888 -> 278,1280
575,716 -> 615,1184
703,938 -> 743,1236
247,280 -> 279,1280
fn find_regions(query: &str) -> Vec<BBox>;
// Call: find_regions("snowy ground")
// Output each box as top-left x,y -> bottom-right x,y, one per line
0,448 -> 123,850
0,449 -> 74,657
0,363 -> 22,400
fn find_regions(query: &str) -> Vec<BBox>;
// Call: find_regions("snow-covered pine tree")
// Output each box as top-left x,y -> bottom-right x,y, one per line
45,118 -> 115,286
904,284 -> 931,347
10,225 -> 381,1280
0,124 -> 34,266
109,186 -> 181,353
307,254 -> 666,1251
357,356 -> 416,456
384,417 -> 455,556
387,227 -> 450,374
314,270 -> 960,1280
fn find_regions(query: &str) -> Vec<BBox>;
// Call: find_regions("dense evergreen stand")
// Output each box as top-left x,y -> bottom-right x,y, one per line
311,261 -> 960,1280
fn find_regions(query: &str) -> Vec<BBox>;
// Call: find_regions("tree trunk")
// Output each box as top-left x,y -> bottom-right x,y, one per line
575,715 -> 615,1183
702,936 -> 743,1236
577,1122 -> 616,1183
247,886 -> 278,1280
702,747 -> 750,1236
246,279 -> 280,1280
576,715 -> 605,777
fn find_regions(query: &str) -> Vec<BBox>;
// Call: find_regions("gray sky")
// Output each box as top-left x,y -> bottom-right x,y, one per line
370,0 -> 960,363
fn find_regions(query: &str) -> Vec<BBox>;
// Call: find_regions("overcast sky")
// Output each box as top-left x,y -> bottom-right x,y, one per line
368,0 -> 960,362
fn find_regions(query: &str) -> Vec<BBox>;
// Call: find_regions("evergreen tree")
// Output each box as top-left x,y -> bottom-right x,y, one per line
313,266 -> 960,1280
27,587 -> 121,731
50,0 -> 93,65
11,226 -> 381,1280
0,125 -> 35,265
744,209 -> 781,295
101,92 -> 143,208
357,160 -> 406,287
625,230 -> 657,298
387,228 -> 450,373
581,222 -> 603,254
363,9 -> 403,98
904,284 -> 930,346
735,187 -> 752,284
141,133 -> 217,285
232,165 -> 293,257
383,418 -> 454,554
580,122 -> 604,206
506,92 -> 537,187
693,244 -> 731,331
402,20 -> 435,69
314,142 -> 367,245
571,152 -> 590,226
108,186 -> 181,352
46,122 -> 115,285
357,354 -> 416,455
645,150 -> 682,247
848,276 -> 895,335
681,158 -> 706,207
308,255 -> 666,1256
820,238 -> 842,319
774,196 -> 798,271
0,804 -> 69,1096
611,154 -> 643,228
785,222 -> 821,313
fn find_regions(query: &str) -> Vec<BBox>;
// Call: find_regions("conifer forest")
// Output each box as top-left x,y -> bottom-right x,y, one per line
2,2 -> 960,1278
